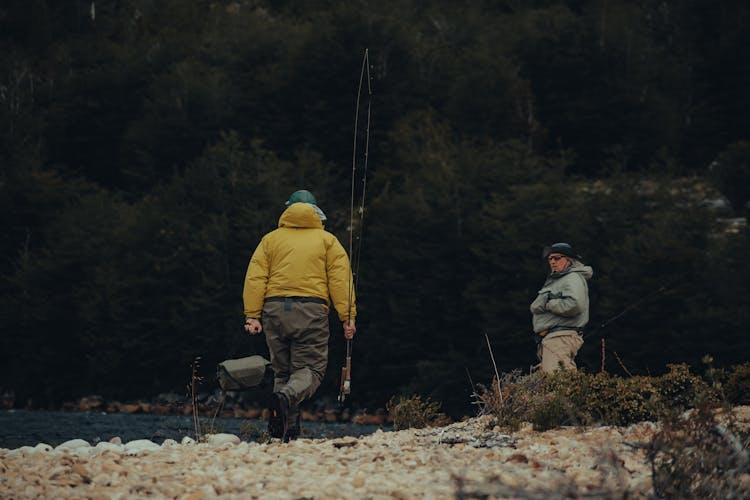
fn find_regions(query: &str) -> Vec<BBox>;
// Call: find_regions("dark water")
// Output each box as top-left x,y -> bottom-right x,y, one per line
0,410 -> 388,449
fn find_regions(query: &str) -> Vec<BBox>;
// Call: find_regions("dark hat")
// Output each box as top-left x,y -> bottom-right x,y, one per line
542,242 -> 583,261
286,190 -> 317,206
285,189 -> 327,221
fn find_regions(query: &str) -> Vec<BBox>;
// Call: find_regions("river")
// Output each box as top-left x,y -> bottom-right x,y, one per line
0,409 -> 388,449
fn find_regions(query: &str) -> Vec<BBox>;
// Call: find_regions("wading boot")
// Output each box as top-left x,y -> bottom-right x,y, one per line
268,392 -> 289,441
286,413 -> 301,441
267,392 -> 289,439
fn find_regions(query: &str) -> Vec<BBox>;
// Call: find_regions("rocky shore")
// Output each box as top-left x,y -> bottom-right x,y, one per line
0,415 -> 675,499
3,407 -> 748,499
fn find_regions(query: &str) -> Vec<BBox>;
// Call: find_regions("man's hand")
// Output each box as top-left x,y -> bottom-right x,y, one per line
343,320 -> 356,339
245,318 -> 262,335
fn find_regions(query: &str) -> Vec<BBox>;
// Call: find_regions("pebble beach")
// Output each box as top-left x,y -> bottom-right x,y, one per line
0,414 -> 685,499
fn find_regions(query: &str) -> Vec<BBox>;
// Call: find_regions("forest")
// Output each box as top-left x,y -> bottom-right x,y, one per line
1,0 -> 749,416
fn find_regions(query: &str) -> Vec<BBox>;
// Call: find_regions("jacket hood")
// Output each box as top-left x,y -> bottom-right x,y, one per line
551,263 -> 594,280
278,203 -> 324,229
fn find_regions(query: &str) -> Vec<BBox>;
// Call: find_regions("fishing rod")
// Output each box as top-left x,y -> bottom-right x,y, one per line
339,48 -> 372,405
583,283 -> 670,339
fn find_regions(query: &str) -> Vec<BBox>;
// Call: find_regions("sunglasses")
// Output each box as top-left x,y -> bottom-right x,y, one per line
547,255 -> 567,262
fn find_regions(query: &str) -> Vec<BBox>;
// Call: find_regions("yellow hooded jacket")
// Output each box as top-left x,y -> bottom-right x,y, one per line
243,203 -> 356,322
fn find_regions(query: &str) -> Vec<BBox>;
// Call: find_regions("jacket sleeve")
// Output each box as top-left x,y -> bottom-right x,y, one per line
326,236 -> 356,322
530,292 -> 549,314
544,275 -> 585,317
243,239 -> 270,319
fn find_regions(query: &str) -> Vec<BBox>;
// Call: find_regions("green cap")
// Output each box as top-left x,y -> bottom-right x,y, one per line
286,190 -> 317,206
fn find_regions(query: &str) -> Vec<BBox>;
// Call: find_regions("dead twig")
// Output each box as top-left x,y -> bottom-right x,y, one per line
485,332 -> 503,405
613,351 -> 634,377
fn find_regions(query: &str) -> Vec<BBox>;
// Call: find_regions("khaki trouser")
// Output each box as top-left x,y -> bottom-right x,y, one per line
536,330 -> 584,373
262,300 -> 330,423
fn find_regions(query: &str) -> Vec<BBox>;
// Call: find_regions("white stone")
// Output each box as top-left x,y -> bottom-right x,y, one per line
7,446 -> 34,458
161,438 -> 179,447
206,433 -> 241,447
124,439 -> 161,454
95,441 -> 124,453
33,443 -> 53,453
56,439 -> 91,451
181,436 -> 196,446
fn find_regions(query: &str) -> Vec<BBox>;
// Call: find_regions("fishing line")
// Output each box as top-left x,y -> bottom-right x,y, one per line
349,48 -> 371,299
584,283 -> 672,339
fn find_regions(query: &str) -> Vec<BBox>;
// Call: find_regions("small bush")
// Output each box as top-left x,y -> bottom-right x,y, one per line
531,392 -> 578,431
471,361 -> 750,496
386,394 -> 446,430
650,400 -> 750,498
473,370 -> 547,431
475,363 -> 728,431
725,362 -> 750,405
653,363 -> 714,408
582,375 -> 660,425
238,420 -> 273,443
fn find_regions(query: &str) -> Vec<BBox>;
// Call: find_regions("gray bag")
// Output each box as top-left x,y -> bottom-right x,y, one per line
217,355 -> 273,391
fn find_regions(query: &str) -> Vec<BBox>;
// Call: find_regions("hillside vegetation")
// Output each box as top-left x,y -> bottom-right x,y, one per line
1,1 -> 749,415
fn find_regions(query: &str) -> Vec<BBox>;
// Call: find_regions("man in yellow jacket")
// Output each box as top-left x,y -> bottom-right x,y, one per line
243,190 -> 356,441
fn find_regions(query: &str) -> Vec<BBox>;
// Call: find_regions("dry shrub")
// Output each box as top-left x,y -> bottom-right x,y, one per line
650,400 -> 750,498
386,394 -> 447,430
531,392 -> 579,431
725,362 -> 750,405
473,370 -> 585,431
474,370 -> 546,431
583,374 -> 660,426
474,364 -> 723,431
238,420 -> 273,443
470,360 -> 750,497
653,363 -> 713,408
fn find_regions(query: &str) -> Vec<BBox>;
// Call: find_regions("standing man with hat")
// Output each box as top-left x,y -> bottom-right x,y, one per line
530,242 -> 593,373
243,190 -> 357,441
